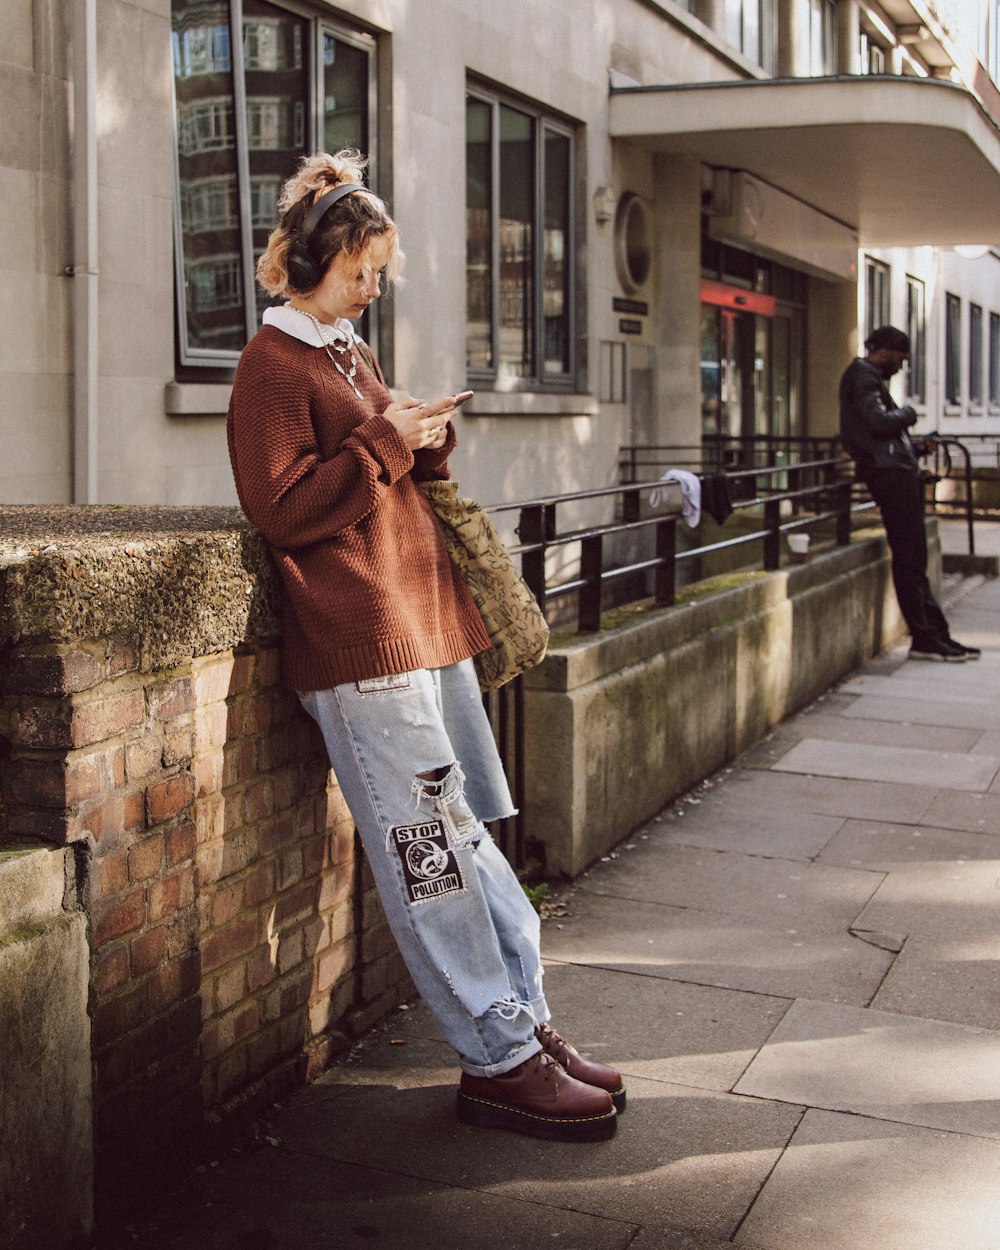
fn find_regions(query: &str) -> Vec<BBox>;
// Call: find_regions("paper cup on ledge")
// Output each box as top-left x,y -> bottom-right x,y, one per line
787,533 -> 811,562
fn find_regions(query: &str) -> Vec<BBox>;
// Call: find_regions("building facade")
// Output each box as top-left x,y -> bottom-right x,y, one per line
3,0 -> 999,508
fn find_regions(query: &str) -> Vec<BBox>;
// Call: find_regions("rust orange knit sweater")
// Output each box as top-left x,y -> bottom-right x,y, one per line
227,325 -> 490,690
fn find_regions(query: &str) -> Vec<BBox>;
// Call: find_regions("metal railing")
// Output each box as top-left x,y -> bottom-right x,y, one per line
492,454 -> 859,629
484,450 -> 867,870
488,434 -> 983,869
620,435 -> 843,479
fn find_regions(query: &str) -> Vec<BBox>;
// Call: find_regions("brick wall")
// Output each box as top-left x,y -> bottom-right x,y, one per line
0,512 -> 414,1222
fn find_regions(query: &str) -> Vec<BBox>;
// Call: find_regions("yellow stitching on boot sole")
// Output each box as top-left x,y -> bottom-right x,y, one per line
458,1094 -> 616,1124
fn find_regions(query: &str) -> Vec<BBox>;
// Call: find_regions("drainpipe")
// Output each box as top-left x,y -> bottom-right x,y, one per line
70,0 -> 98,503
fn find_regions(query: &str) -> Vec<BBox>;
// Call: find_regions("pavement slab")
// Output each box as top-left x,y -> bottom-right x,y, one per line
870,934 -> 1000,1030
672,766 -> 939,826
734,999 -> 1000,1139
850,857 -> 1000,938
575,844 -> 883,931
818,817 -> 1000,870
771,737 -> 1000,791
654,801 -> 845,860
841,692 -> 1000,731
841,671 -> 1000,703
101,1146 -> 640,1250
746,710 -> 983,758
275,1072 -> 803,1240
540,890 -> 894,1004
918,787 -> 1000,834
538,960 -> 792,1093
734,1109 -> 1000,1250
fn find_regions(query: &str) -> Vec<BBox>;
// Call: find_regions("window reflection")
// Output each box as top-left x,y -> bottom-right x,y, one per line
172,0 -> 375,366
173,0 -> 245,352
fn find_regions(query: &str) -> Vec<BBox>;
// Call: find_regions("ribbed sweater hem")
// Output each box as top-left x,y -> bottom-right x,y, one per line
283,624 -> 491,692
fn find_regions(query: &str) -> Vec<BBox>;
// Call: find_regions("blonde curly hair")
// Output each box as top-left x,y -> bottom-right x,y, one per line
256,150 -> 403,298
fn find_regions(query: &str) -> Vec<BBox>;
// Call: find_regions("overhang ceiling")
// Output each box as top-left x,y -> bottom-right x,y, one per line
610,76 -> 1000,247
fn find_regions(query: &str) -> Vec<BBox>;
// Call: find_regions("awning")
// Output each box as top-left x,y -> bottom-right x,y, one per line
610,76 -> 1000,247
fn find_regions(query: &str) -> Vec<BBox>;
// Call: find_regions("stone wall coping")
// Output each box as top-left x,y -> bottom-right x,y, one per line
0,507 -> 280,671
525,536 -> 887,693
0,843 -> 71,936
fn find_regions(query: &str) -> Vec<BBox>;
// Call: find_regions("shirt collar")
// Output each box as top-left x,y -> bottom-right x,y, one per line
262,304 -> 358,348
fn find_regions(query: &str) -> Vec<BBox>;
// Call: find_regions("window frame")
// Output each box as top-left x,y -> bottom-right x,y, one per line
465,83 -> 579,392
969,302 -> 984,407
944,292 -> 962,406
864,256 -> 890,340
989,311 -> 1000,409
170,0 -> 378,372
905,274 -> 926,404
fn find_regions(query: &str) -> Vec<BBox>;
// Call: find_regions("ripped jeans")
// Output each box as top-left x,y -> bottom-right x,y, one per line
298,658 -> 549,1077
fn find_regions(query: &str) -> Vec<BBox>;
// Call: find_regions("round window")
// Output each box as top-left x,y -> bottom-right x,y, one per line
614,193 -> 652,293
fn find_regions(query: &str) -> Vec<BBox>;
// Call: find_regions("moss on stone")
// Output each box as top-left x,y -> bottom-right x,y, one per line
0,506 -> 281,670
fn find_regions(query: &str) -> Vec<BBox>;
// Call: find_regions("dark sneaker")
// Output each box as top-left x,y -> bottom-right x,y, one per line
457,1050 -> 617,1141
948,640 -> 981,659
908,640 -> 968,662
535,1022 -> 626,1112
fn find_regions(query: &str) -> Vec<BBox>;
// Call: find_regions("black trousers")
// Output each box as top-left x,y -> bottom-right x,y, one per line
865,467 -> 950,648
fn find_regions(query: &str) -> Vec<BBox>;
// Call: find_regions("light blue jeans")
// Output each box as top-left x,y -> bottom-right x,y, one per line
298,658 -> 548,1077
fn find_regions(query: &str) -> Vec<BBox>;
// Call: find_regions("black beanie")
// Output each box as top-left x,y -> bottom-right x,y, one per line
865,325 -> 910,352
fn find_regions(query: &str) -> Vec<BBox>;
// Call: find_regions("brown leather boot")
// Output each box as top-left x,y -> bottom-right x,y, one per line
535,1022 -> 627,1112
457,1050 -> 617,1141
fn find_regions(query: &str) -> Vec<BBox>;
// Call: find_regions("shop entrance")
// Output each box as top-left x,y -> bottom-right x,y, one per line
699,266 -> 806,462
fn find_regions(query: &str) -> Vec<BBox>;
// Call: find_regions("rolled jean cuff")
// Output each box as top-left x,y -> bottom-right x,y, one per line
461,1036 -> 543,1080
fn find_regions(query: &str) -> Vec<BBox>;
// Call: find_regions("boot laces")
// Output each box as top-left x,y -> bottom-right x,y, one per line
537,1023 -> 569,1063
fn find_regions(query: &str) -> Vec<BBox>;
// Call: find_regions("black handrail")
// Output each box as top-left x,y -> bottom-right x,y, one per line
486,455 -> 866,629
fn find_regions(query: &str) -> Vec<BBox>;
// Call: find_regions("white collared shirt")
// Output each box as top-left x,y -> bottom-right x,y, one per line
262,304 -> 359,349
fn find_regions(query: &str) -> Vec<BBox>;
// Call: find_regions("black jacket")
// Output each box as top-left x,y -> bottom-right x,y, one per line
839,357 -> 918,475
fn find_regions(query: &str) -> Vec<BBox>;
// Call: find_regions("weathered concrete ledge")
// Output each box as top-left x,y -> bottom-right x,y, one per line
522,530 -> 927,877
0,506 -> 279,669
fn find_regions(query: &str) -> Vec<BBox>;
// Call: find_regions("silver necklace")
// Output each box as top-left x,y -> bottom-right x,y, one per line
300,309 -> 363,400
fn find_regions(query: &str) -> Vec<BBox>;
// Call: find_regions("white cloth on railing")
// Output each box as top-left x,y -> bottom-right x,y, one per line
648,469 -> 701,528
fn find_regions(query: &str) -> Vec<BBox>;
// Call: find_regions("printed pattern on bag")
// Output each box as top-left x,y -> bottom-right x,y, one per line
417,479 -> 549,691
392,819 -> 467,905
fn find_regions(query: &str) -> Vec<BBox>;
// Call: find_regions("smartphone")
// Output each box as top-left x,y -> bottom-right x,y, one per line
453,390 -> 474,406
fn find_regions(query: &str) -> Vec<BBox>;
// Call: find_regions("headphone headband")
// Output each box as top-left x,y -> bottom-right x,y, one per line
298,183 -> 365,241
286,182 -> 366,292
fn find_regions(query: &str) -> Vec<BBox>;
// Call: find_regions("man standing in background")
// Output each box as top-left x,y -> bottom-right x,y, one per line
839,325 -> 979,663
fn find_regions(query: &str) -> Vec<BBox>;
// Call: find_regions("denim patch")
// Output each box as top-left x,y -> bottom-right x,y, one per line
391,819 -> 466,905
355,673 -> 412,695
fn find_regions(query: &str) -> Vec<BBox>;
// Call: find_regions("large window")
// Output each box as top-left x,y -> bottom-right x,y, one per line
945,293 -> 962,405
466,88 -> 576,387
906,275 -> 926,403
864,257 -> 890,340
171,0 -> 376,369
969,303 -> 984,406
724,0 -> 775,69
807,0 -> 837,74
990,312 -> 1000,408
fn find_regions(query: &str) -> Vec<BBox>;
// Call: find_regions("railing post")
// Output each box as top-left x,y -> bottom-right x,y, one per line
836,480 -> 852,545
763,498 -> 781,569
654,515 -> 677,607
579,533 -> 603,632
621,486 -> 641,525
518,504 -> 548,610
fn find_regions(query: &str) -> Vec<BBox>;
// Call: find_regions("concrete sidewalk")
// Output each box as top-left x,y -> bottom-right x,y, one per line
110,535 -> 1000,1250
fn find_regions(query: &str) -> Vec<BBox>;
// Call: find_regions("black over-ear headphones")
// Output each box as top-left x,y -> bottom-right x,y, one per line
285,183 -> 365,291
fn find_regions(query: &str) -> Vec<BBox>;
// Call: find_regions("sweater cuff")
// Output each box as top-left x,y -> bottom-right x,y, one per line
411,423 -> 456,482
348,413 -> 415,484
